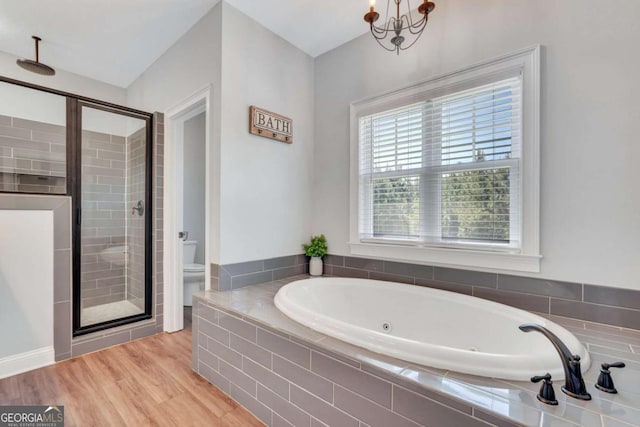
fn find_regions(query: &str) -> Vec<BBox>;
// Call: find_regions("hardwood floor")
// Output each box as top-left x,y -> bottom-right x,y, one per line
0,325 -> 264,426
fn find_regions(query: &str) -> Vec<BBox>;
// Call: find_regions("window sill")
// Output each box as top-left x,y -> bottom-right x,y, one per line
349,241 -> 542,273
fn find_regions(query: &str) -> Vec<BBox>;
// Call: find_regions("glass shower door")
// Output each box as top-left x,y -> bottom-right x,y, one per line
74,103 -> 151,333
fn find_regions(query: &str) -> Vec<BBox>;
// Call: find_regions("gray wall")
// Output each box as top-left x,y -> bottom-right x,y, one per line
313,0 -> 640,291
183,112 -> 206,264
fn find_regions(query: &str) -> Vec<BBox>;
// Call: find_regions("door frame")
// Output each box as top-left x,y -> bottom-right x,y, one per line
164,85 -> 212,333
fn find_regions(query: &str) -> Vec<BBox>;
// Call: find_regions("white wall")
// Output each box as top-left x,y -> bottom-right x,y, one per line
183,112 -> 206,264
0,211 -> 53,361
0,50 -> 126,104
127,1 -> 314,265
313,0 -> 640,290
218,3 -> 314,263
127,3 -> 223,262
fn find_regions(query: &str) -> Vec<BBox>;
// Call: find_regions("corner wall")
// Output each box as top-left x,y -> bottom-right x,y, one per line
313,0 -> 640,290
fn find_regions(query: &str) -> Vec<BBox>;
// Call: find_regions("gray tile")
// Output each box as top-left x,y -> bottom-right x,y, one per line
0,115 -> 10,126
333,386 -> 419,427
550,299 -> 640,330
584,284 -> 640,311
273,413 -> 294,427
218,268 -> 232,291
219,312 -> 257,342
53,199 -> 71,250
393,386 -> 488,427
473,408 -> 520,427
257,328 -> 310,368
498,274 -> 582,301
71,330 -> 130,357
311,352 -> 391,408
368,271 -> 414,285
199,361 -> 229,393
200,304 -> 219,325
54,352 -> 71,362
223,260 -> 264,276
331,266 -> 369,279
230,333 -> 272,368
257,384 -> 310,427
243,357 -> 290,400
273,355 -> 333,403
0,125 -> 31,139
265,255 -> 298,270
0,136 -> 49,152
311,418 -> 329,427
344,256 -> 383,271
290,384 -> 359,427
232,270 -> 273,289
293,338 -> 361,368
198,346 -> 219,371
228,384 -> 273,426
473,287 -> 550,313
54,301 -> 71,357
383,261 -> 433,280
273,264 -> 307,280
434,267 -> 497,288
53,249 -> 71,303
220,360 -> 257,396
207,335 -> 242,369
130,323 -> 158,340
414,278 -> 474,295
211,263 -> 219,278
324,254 -> 344,266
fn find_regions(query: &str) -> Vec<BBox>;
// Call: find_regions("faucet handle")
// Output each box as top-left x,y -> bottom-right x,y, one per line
596,362 -> 626,394
531,373 -> 558,405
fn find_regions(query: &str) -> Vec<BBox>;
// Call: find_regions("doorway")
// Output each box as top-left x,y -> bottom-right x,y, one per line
164,87 -> 211,332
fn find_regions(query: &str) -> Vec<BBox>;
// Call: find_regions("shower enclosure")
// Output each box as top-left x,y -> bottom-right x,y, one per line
73,101 -> 153,334
0,77 -> 153,336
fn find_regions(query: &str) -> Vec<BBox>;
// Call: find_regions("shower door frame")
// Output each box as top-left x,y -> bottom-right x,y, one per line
71,100 -> 154,336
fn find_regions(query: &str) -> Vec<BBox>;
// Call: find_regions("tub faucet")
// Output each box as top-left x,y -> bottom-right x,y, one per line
519,324 -> 591,401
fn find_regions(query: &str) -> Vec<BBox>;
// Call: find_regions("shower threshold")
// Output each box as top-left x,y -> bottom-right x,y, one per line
81,300 -> 144,327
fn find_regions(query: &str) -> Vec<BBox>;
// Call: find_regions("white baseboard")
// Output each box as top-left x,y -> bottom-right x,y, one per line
0,346 -> 55,379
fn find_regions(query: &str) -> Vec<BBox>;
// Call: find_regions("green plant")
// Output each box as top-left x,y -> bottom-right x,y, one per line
303,234 -> 328,258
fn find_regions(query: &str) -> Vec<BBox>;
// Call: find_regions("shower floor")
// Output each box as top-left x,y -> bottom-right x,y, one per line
81,300 -> 144,326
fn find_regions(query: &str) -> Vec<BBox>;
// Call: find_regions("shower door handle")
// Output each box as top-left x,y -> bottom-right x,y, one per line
178,231 -> 189,241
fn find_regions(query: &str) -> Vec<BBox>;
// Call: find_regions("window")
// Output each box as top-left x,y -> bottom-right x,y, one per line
350,46 -> 541,272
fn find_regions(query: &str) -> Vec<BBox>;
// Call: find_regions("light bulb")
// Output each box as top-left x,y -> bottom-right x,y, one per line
369,0 -> 376,11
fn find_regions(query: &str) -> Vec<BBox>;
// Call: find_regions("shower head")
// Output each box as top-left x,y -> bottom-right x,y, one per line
16,36 -> 56,76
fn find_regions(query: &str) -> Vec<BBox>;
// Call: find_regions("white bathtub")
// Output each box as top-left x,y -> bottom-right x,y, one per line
274,277 -> 590,381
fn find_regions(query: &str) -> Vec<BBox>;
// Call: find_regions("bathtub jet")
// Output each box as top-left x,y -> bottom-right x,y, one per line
274,277 -> 590,381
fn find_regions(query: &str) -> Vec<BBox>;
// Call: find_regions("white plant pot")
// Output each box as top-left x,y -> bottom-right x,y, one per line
309,257 -> 323,276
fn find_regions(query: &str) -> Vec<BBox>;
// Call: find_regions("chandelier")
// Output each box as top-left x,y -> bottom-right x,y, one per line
364,0 -> 436,54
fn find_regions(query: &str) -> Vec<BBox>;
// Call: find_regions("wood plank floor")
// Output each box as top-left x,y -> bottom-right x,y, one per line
0,324 -> 264,426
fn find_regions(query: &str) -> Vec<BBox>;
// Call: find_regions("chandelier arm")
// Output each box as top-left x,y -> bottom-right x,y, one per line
399,26 -> 427,50
371,15 -> 402,36
373,35 -> 399,52
406,16 -> 428,35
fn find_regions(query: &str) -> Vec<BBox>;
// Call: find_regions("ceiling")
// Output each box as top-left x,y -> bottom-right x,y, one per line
0,0 -> 371,88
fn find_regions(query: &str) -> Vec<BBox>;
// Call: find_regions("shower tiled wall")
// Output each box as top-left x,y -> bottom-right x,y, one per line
80,130 -> 128,308
0,114 -> 66,193
126,127 -> 146,309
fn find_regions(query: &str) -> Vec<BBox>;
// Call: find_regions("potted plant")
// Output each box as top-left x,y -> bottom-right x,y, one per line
303,234 -> 328,276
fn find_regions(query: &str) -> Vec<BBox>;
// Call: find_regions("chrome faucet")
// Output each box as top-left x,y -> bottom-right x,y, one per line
519,324 -> 591,400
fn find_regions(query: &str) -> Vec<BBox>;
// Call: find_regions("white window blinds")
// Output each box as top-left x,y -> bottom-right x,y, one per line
358,76 -> 522,249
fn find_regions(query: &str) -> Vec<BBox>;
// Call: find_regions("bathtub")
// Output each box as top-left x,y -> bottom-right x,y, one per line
274,277 -> 590,381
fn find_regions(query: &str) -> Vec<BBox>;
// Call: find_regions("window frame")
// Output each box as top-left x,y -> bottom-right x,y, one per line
349,45 -> 541,272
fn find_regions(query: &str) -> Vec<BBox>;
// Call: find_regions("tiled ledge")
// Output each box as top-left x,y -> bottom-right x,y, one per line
323,255 -> 640,331
192,277 -> 640,427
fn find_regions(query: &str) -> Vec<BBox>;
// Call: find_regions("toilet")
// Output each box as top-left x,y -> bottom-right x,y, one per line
183,240 -> 205,306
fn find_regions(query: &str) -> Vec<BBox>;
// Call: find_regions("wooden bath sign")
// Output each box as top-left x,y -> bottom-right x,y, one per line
249,105 -> 293,144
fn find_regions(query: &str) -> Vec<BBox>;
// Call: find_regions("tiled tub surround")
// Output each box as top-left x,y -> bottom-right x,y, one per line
322,255 -> 640,332
0,114 -> 66,194
210,255 -> 309,291
193,279 -> 640,427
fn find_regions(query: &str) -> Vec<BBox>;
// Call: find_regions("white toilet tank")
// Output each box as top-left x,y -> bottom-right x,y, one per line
183,240 -> 198,264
